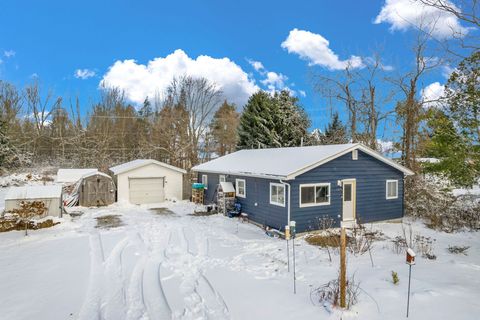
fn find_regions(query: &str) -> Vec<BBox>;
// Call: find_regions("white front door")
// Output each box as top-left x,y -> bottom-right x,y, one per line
342,179 -> 356,221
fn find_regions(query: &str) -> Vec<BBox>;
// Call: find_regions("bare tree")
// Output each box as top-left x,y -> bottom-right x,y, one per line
165,76 -> 222,167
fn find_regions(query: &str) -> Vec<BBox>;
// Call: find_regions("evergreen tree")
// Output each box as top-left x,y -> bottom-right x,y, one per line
237,90 -> 310,149
424,109 -> 479,187
210,100 -> 240,156
323,112 -> 348,144
237,91 -> 278,149
445,51 -> 480,144
0,118 -> 19,170
273,90 -> 310,147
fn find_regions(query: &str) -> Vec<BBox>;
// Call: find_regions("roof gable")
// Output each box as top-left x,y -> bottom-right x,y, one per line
109,159 -> 187,175
192,143 -> 414,179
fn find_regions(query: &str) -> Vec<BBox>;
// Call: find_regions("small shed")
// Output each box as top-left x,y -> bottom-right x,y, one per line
78,172 -> 115,207
4,185 -> 63,217
110,159 -> 187,204
56,169 -> 98,184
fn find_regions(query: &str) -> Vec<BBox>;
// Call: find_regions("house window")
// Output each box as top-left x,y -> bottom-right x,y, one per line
236,179 -> 246,198
270,183 -> 285,207
299,183 -> 330,207
352,149 -> 358,160
219,175 -> 226,183
386,180 -> 398,199
202,174 -> 208,190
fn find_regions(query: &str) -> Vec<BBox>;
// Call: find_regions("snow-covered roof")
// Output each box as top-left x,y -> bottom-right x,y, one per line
192,143 -> 414,179
5,185 -> 62,200
81,171 -> 112,180
57,169 -> 98,183
109,159 -> 187,175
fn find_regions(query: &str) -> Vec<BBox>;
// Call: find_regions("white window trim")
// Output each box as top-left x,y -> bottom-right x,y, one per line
202,174 -> 208,190
235,179 -> 246,198
219,174 -> 226,183
299,183 -> 331,207
352,149 -> 358,160
386,179 -> 398,199
269,183 -> 286,207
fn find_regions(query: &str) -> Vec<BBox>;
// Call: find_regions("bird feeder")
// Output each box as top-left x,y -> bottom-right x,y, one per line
285,225 -> 291,240
406,248 -> 416,265
290,220 -> 296,238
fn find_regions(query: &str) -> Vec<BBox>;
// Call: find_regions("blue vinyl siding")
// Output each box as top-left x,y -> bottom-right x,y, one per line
197,149 -> 405,233
198,172 -> 288,230
290,150 -> 404,232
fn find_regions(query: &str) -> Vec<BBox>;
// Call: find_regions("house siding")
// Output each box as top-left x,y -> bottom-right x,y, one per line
197,149 -> 405,233
290,150 -> 404,232
198,172 -> 288,230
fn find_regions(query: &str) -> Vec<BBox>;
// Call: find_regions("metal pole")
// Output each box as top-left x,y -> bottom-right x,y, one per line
293,237 -> 296,294
407,264 -> 412,317
287,239 -> 290,272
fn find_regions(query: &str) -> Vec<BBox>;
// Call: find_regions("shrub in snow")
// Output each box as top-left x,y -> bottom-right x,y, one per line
447,245 -> 470,255
391,271 -> 399,285
310,274 -> 361,310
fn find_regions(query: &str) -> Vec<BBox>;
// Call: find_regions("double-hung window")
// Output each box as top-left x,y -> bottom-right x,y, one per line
219,175 -> 226,183
270,183 -> 285,207
299,183 -> 331,207
386,180 -> 398,199
236,179 -> 246,198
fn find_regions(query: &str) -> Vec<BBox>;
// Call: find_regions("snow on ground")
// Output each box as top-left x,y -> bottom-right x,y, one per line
0,201 -> 479,320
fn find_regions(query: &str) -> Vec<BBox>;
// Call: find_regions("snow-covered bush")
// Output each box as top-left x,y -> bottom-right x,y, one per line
405,176 -> 480,232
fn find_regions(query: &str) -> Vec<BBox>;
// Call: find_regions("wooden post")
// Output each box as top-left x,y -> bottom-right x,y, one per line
340,227 -> 346,308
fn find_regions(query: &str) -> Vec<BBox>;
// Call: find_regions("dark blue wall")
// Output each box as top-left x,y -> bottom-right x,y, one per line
197,172 -> 288,230
198,150 -> 404,233
290,150 -> 404,232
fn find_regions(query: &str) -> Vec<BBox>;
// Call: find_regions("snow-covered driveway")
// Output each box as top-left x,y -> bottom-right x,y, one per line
1,201 -> 480,320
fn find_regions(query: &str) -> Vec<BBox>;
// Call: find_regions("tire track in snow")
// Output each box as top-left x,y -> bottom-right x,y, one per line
103,237 -> 130,320
78,233 -> 106,320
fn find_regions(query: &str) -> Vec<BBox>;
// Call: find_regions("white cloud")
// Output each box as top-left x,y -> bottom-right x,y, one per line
374,0 -> 468,39
247,59 -> 265,72
281,28 -> 364,70
261,71 -> 289,93
75,68 -> 96,80
101,49 -> 259,107
30,73 -> 39,79
4,50 -> 15,58
377,139 -> 396,153
299,90 -> 307,97
421,81 -> 446,108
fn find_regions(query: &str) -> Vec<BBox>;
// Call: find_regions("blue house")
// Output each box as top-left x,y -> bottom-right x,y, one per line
192,143 -> 414,233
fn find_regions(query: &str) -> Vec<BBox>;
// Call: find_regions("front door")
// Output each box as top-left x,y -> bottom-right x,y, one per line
342,179 -> 356,221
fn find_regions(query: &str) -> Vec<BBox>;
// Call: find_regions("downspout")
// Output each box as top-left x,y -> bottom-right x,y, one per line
279,179 -> 291,228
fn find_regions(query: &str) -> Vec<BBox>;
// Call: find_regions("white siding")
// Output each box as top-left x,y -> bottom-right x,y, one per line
116,163 -> 183,203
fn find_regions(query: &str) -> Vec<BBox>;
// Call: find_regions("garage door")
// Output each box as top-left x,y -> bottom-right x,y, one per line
129,177 -> 165,204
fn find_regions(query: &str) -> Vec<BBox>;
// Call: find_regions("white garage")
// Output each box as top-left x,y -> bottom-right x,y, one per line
110,159 -> 186,204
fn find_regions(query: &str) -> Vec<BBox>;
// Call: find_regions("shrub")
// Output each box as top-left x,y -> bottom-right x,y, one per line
310,275 -> 361,310
391,271 -> 399,285
448,245 -> 470,255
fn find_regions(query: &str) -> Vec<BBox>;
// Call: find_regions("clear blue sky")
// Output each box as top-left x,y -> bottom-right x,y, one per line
0,0 -> 464,141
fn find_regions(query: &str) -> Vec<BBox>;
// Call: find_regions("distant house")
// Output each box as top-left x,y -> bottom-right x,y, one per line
110,159 -> 187,204
4,185 -> 63,217
192,143 -> 414,233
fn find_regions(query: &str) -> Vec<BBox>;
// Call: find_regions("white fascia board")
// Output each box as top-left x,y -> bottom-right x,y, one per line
190,168 -> 287,180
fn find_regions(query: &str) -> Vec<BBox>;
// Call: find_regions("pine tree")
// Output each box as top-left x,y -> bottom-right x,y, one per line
424,109 -> 479,187
323,112 -> 348,144
237,91 -> 278,149
237,90 -> 310,149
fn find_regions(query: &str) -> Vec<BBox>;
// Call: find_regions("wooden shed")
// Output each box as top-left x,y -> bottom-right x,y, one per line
4,185 -> 63,217
78,172 -> 115,207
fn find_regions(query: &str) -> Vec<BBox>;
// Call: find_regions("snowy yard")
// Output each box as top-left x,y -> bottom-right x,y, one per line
1,201 -> 480,320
